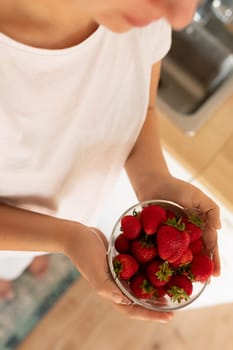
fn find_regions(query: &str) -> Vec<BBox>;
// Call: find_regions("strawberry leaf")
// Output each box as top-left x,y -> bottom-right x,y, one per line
187,215 -> 202,228
166,217 -> 185,231
141,279 -> 154,293
175,264 -> 191,276
156,261 -> 173,282
113,259 -> 122,276
132,209 -> 139,217
167,286 -> 190,303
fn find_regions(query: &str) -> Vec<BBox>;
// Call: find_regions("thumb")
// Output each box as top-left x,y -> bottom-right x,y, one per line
96,278 -> 132,305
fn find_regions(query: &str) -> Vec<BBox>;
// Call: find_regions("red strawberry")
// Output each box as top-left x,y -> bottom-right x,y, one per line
171,248 -> 193,268
182,215 -> 203,242
165,210 -> 177,221
130,274 -> 156,299
140,204 -> 166,235
146,260 -> 173,287
114,233 -> 130,253
157,219 -> 190,263
189,238 -> 204,255
154,286 -> 166,298
130,237 -> 157,264
121,215 -> 141,240
166,275 -> 193,302
113,254 -> 139,280
190,254 -> 213,282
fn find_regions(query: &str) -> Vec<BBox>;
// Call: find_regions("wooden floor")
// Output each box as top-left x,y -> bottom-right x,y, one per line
18,277 -> 233,350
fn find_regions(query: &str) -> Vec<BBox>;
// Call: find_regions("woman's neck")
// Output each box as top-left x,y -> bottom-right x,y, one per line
0,0 -> 98,49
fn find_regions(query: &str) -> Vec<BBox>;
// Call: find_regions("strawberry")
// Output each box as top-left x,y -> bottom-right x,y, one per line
130,236 -> 157,264
154,286 -> 166,298
146,260 -> 173,287
165,210 -> 177,221
171,248 -> 193,268
157,218 -> 190,263
121,215 -> 141,240
140,204 -> 166,235
189,238 -> 204,255
190,254 -> 213,282
114,233 -> 130,253
113,254 -> 139,280
166,275 -> 193,302
182,215 -> 203,242
130,274 -> 156,299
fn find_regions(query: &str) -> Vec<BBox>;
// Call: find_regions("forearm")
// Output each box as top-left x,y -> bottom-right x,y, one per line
0,203 -> 80,253
125,107 -> 171,201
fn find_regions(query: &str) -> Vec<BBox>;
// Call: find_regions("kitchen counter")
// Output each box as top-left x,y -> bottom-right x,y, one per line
158,94 -> 233,213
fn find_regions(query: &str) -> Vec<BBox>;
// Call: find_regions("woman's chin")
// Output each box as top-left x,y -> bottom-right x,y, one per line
100,22 -> 132,33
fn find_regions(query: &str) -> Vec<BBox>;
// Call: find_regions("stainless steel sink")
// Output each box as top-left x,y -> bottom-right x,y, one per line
157,13 -> 233,134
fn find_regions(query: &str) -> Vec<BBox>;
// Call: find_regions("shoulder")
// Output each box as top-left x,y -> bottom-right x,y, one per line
137,19 -> 172,63
100,19 -> 171,64
106,19 -> 171,63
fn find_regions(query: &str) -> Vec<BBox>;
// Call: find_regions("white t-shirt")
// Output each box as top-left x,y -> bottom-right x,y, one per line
0,20 -> 171,228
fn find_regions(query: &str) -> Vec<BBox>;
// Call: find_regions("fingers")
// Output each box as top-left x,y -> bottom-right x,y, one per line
90,227 -> 173,323
191,193 -> 221,277
205,205 -> 221,230
212,244 -> 221,277
86,228 -> 131,304
96,278 -> 132,305
202,223 -> 218,252
113,303 -> 174,323
201,221 -> 221,276
89,227 -> 109,249
95,277 -> 174,323
82,227 -> 173,322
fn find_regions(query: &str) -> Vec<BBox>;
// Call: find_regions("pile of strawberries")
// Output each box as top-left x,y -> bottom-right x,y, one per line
111,203 -> 213,303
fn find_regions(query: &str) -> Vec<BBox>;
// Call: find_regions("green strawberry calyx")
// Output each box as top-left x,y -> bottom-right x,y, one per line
156,261 -> 173,282
132,208 -> 140,217
166,217 -> 185,231
176,264 -> 195,282
187,214 -> 203,228
113,259 -> 123,276
176,264 -> 191,276
140,236 -> 155,248
140,279 -> 154,294
184,207 -> 205,229
167,286 -> 190,303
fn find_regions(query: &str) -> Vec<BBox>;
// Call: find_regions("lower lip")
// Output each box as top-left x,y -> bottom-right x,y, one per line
124,15 -> 154,27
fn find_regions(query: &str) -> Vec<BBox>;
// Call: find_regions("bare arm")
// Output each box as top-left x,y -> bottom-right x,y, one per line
125,61 -> 221,276
0,204 -> 113,286
0,203 -> 77,253
125,61 -> 171,201
0,202 -> 113,288
0,202 -> 173,321
0,203 -> 123,298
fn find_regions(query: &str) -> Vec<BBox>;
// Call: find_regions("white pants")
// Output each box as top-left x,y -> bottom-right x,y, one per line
0,252 -> 47,280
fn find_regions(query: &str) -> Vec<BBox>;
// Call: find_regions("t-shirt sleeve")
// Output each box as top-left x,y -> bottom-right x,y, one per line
149,19 -> 172,63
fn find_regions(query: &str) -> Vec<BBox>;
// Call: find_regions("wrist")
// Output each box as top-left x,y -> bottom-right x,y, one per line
135,172 -> 173,202
62,220 -> 89,257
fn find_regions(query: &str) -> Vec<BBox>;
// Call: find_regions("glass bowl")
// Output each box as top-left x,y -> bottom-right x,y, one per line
107,199 -> 211,312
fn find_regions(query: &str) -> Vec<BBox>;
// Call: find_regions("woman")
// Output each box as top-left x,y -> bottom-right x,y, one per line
0,0 -> 220,322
